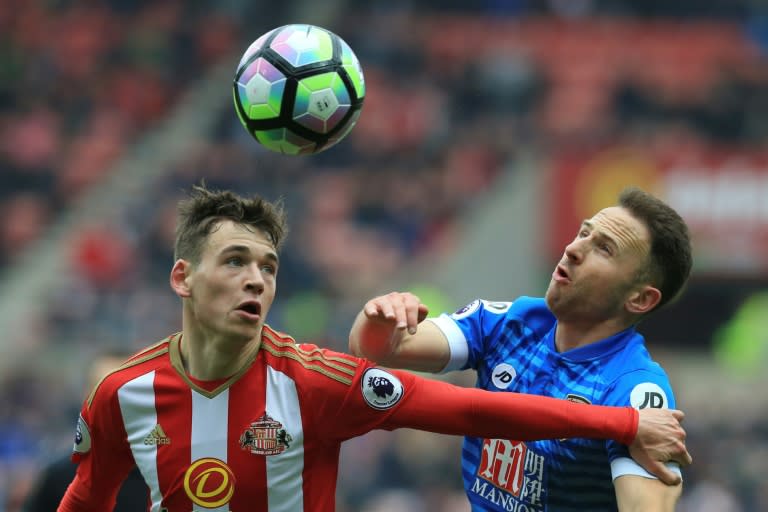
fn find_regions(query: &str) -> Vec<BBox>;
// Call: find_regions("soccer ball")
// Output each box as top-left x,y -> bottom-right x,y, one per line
233,24 -> 365,155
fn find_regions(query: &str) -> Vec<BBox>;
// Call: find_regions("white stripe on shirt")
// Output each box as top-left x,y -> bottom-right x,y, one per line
190,388 -> 230,512
265,366 -> 305,512
118,371 -> 163,512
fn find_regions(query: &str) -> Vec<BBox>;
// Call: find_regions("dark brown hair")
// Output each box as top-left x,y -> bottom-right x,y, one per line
619,187 -> 692,311
174,183 -> 287,264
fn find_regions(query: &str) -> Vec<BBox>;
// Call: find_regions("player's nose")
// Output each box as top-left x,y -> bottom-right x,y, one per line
243,265 -> 265,293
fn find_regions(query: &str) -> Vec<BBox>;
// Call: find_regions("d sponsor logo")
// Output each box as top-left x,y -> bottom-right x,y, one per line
183,458 -> 235,508
362,368 -> 404,410
630,382 -> 668,409
491,363 -> 516,390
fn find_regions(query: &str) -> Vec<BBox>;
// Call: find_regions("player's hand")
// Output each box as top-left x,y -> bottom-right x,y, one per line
629,408 -> 691,485
362,291 -> 429,335
349,292 -> 429,362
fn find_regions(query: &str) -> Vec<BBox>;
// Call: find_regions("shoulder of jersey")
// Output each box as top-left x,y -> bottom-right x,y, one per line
507,296 -> 547,314
261,325 -> 360,386
506,296 -> 555,334
611,349 -> 668,382
86,334 -> 174,408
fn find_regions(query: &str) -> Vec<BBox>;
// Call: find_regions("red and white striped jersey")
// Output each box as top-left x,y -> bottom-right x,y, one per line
58,326 -> 638,512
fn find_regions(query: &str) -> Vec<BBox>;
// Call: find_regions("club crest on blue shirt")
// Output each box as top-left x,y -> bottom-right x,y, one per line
362,368 -> 404,410
239,412 -> 293,456
452,299 -> 481,319
565,393 -> 591,405
630,382 -> 668,409
73,414 -> 91,454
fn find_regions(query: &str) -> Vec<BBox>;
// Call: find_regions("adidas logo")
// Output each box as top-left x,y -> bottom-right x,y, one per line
144,424 -> 171,445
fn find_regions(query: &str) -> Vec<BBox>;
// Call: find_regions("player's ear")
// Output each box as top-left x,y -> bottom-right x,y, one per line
170,259 -> 193,298
625,284 -> 661,315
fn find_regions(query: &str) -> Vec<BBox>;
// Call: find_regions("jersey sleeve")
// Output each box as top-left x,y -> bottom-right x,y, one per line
307,349 -> 639,446
57,382 -> 138,511
430,299 -> 512,372
432,297 -> 552,372
601,368 -> 682,481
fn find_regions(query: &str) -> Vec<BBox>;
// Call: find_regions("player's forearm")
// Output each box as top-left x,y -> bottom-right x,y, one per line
348,310 -> 396,362
475,388 -> 638,445
615,475 -> 682,511
392,374 -> 638,445
351,318 -> 450,372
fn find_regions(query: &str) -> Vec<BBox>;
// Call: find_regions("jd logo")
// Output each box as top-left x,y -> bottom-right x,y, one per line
491,363 -> 516,389
630,383 -> 668,409
639,391 -> 664,409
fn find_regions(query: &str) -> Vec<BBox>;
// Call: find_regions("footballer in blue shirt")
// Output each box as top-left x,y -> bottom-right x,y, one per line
350,187 -> 693,511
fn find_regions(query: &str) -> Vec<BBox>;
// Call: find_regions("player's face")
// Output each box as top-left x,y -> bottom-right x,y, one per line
185,220 -> 278,341
545,206 -> 651,323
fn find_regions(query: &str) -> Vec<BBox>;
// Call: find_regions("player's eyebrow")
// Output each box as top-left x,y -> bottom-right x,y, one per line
580,220 -> 619,250
221,244 -> 279,265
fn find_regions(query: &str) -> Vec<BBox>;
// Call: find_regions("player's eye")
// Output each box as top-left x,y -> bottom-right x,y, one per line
261,264 -> 276,275
226,256 -> 244,267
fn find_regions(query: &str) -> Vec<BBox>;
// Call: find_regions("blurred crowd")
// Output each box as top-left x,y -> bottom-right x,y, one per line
2,0 -> 768,510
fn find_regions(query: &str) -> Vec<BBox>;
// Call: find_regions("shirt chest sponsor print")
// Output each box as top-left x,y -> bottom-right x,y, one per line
475,438 -> 546,511
183,457 -> 235,508
239,413 -> 293,456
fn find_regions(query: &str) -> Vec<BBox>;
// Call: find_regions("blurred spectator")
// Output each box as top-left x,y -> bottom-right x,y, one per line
0,192 -> 49,266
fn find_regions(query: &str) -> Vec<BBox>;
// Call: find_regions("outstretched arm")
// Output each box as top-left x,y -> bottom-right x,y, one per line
384,369 -> 691,476
384,368 -> 639,443
349,292 -> 448,372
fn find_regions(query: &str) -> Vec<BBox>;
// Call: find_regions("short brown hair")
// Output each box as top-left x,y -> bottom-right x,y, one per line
619,187 -> 692,311
174,184 -> 288,264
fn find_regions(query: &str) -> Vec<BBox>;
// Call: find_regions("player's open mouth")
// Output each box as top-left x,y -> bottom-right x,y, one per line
236,301 -> 261,320
553,265 -> 570,283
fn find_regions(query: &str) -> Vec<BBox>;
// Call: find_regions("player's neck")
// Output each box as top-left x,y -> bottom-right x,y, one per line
553,319 -> 628,353
179,326 -> 262,381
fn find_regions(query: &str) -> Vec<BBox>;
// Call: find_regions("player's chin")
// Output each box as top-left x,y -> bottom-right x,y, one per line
543,284 -> 558,305
226,320 -> 263,339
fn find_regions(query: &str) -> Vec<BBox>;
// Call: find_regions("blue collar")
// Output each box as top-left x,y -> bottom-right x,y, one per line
545,324 -> 641,362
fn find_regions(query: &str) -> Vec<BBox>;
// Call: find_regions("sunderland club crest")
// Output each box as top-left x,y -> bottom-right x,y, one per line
239,413 -> 292,456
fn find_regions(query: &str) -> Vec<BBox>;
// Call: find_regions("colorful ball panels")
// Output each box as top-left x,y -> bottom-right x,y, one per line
233,24 -> 365,155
